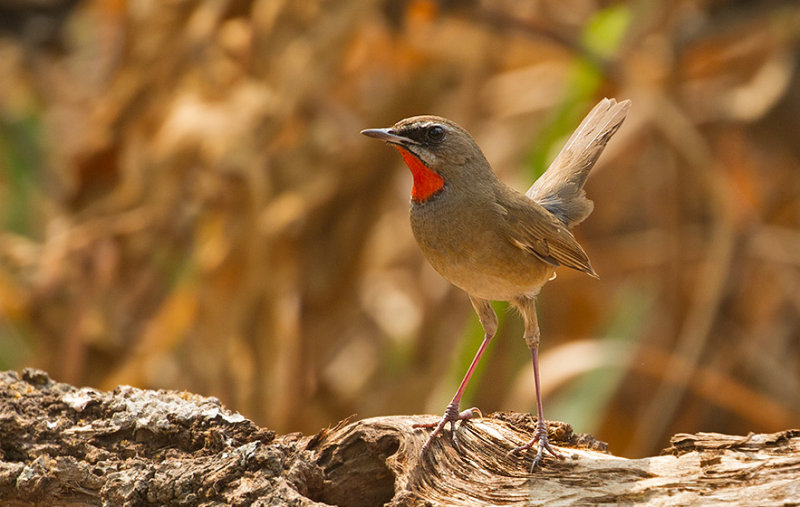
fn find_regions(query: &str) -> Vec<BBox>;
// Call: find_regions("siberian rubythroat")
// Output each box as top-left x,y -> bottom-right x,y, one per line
361,98 -> 630,469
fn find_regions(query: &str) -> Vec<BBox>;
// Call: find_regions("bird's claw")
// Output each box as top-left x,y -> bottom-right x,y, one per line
509,420 -> 562,471
413,404 -> 482,454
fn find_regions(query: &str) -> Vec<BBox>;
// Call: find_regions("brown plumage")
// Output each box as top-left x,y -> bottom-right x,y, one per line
361,98 -> 630,469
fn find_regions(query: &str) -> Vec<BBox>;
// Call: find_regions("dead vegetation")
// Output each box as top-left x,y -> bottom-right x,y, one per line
0,0 -> 798,463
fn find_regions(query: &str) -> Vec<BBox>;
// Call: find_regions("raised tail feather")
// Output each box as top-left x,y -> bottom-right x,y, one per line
526,98 -> 631,228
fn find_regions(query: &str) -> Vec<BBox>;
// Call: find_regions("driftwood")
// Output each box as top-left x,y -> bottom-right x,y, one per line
0,369 -> 798,506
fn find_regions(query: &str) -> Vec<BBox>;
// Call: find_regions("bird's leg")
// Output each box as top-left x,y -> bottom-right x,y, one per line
413,334 -> 490,452
414,296 -> 497,454
510,296 -> 562,470
511,347 -> 562,469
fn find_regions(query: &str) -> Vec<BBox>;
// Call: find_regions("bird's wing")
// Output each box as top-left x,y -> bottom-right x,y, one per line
499,194 -> 597,277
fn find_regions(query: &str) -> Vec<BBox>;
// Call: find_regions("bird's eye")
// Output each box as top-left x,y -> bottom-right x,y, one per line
427,125 -> 445,142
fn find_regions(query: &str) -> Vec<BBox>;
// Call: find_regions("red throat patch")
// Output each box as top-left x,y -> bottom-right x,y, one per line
394,146 -> 445,203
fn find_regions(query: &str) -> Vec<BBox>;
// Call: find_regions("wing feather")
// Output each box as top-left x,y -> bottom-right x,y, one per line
499,194 -> 598,277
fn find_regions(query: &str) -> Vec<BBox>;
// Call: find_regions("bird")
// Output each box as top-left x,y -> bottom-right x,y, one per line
361,98 -> 630,469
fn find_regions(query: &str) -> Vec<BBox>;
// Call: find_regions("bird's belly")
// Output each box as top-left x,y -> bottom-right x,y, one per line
410,202 -> 554,301
432,261 -> 552,301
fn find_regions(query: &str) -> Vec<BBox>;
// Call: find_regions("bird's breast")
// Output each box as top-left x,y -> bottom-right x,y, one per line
409,193 -> 554,301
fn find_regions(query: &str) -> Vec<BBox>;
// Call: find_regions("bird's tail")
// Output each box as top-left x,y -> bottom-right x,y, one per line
526,98 -> 630,228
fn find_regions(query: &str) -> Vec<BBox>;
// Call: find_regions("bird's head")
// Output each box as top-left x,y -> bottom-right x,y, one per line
361,116 -> 491,203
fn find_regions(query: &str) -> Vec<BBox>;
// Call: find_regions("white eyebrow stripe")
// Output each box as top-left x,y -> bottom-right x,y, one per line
418,121 -> 449,131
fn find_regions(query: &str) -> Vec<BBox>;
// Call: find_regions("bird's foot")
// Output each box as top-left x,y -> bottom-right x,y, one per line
509,419 -> 562,471
413,402 -> 482,454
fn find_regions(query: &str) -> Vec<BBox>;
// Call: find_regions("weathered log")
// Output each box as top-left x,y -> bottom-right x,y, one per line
0,369 -> 798,506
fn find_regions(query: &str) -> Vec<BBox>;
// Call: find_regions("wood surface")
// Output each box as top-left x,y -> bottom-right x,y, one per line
1,369 -> 798,506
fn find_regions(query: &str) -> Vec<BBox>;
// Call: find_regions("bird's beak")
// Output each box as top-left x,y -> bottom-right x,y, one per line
360,128 -> 420,146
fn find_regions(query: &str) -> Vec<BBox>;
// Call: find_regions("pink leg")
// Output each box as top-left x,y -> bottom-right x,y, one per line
414,332 -> 492,453
510,347 -> 562,470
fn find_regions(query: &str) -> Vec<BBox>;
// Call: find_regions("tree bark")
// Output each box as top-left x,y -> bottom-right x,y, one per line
1,369 -> 798,506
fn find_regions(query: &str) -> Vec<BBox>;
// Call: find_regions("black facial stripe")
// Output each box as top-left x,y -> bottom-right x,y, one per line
397,124 -> 446,146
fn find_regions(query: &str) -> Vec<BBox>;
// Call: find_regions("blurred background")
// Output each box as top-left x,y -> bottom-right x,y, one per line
1,0 -> 799,459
